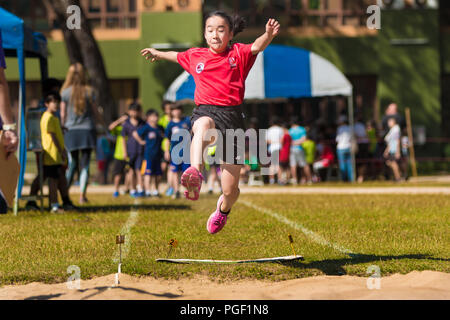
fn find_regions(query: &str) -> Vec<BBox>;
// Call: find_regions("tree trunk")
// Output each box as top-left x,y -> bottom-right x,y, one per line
44,0 -> 117,124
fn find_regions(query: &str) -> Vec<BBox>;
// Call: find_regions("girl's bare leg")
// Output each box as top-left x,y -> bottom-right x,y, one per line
220,163 -> 242,212
191,116 -> 215,171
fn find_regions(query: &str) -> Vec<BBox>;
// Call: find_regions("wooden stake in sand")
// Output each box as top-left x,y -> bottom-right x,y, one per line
115,235 -> 125,286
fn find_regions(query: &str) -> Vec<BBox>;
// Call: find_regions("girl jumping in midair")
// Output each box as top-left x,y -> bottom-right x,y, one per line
141,11 -> 280,234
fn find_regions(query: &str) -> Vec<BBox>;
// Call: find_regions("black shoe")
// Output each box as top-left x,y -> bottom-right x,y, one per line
63,202 -> 78,211
25,201 -> 40,211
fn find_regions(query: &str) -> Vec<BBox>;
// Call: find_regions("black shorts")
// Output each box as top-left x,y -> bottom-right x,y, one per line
128,153 -> 143,170
356,143 -> 369,160
191,105 -> 246,165
280,161 -> 290,169
112,159 -> 128,176
43,165 -> 62,179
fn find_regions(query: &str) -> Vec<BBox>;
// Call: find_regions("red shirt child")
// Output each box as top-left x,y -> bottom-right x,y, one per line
177,43 -> 258,106
279,131 -> 292,164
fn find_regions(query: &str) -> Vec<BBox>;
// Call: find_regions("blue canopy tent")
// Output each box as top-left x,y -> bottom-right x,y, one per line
164,44 -> 356,181
0,7 -> 48,214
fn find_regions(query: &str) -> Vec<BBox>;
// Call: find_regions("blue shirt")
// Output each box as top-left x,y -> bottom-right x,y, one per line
137,123 -> 164,160
121,118 -> 145,156
165,117 -> 191,154
289,126 -> 307,151
0,30 -> 6,69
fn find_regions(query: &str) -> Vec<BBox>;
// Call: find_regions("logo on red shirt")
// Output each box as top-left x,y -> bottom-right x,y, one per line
196,62 -> 205,74
229,57 -> 237,68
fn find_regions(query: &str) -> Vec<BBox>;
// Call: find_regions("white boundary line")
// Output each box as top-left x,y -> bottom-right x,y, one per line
112,209 -> 139,263
240,200 -> 354,256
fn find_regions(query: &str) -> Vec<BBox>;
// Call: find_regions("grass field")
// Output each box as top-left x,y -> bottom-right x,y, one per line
0,192 -> 449,286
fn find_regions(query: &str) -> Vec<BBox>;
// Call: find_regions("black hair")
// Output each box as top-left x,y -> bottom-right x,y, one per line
161,100 -> 172,109
290,117 -> 300,126
44,91 -> 61,104
42,78 -> 62,95
281,122 -> 290,129
170,104 -> 183,111
146,109 -> 158,117
128,102 -> 142,112
205,11 -> 246,36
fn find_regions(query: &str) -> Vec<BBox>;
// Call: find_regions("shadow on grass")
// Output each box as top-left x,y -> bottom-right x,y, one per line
278,253 -> 450,276
75,204 -> 191,213
19,203 -> 191,214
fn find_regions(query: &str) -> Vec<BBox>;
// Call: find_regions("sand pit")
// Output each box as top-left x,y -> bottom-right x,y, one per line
0,271 -> 448,300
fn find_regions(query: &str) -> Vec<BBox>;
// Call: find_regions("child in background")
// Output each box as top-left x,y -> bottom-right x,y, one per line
164,104 -> 191,199
384,117 -> 401,182
134,109 -> 164,197
122,103 -> 145,197
313,135 -> 335,182
158,100 -> 174,196
400,128 -> 409,180
289,119 -> 309,185
278,123 -> 292,185
95,134 -> 112,185
301,132 -> 315,184
40,92 -> 76,212
206,145 -> 221,193
109,113 -> 131,197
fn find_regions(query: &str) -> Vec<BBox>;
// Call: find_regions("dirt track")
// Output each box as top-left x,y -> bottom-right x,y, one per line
1,271 -> 449,300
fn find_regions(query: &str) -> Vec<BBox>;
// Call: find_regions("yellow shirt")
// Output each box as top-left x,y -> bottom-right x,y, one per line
40,111 -> 65,166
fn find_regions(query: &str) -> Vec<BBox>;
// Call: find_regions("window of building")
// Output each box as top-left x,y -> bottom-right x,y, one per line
81,0 -> 138,29
203,0 -> 375,28
2,0 -> 139,31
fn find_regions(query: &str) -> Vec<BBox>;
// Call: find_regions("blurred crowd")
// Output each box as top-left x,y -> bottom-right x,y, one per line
258,101 -> 409,185
21,64 -> 411,212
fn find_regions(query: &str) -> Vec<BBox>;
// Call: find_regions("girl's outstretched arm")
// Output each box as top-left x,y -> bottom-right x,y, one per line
251,18 -> 280,55
141,48 -> 178,63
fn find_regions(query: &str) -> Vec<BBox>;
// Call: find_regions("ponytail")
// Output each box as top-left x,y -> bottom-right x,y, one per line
205,11 -> 246,36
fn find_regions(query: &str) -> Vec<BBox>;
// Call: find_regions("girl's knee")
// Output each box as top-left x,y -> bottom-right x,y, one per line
222,185 -> 240,198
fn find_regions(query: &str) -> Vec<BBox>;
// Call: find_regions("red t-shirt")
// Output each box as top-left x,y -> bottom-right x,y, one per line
279,133 -> 292,163
177,43 -> 258,106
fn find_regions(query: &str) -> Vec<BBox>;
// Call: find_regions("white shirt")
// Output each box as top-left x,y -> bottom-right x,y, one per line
336,125 -> 352,150
266,125 -> 284,153
385,124 -> 400,154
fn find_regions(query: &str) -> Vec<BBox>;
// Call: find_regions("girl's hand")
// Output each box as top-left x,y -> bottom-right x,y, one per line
141,48 -> 159,62
266,19 -> 280,38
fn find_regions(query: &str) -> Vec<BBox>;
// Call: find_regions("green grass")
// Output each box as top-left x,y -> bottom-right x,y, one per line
0,193 -> 449,285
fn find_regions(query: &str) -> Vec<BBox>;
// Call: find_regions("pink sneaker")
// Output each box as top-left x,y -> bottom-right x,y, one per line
180,166 -> 204,201
206,195 -> 228,234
